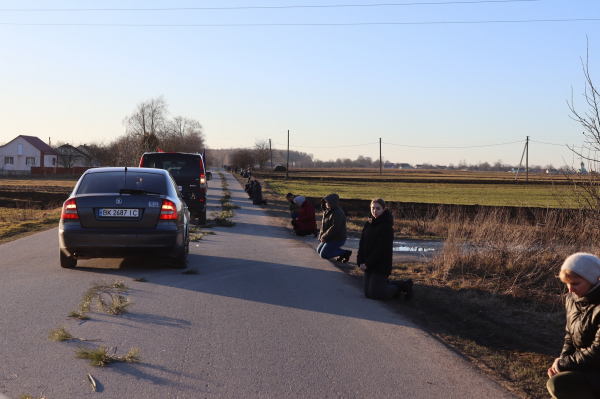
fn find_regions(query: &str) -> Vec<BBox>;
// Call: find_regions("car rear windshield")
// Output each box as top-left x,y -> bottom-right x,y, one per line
77,172 -> 167,195
142,154 -> 202,178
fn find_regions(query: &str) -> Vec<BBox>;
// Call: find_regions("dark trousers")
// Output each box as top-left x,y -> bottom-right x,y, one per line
363,271 -> 398,300
317,241 -> 346,259
547,371 -> 597,399
291,220 -> 314,236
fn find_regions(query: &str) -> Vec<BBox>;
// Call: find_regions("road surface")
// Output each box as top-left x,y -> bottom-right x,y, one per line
0,169 -> 515,398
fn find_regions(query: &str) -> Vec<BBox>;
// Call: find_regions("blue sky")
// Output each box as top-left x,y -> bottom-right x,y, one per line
0,0 -> 599,167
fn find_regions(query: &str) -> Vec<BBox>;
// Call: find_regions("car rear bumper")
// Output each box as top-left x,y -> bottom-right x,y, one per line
59,227 -> 184,259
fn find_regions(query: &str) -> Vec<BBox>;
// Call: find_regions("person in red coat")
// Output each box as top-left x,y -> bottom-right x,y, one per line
291,196 -> 318,237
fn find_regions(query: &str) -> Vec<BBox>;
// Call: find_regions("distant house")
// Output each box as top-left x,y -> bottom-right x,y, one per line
0,135 -> 57,173
398,163 -> 413,169
415,164 -> 424,169
55,144 -> 89,168
383,162 -> 396,169
546,169 -> 559,174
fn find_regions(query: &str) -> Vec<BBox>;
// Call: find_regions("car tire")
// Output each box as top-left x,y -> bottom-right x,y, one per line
60,250 -> 77,268
198,210 -> 207,225
171,247 -> 187,269
185,229 -> 190,255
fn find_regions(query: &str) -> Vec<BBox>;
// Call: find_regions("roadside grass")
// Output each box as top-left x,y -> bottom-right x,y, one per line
265,179 -> 572,208
75,345 -> 140,367
253,168 -> 570,183
0,207 -> 61,243
132,277 -> 148,282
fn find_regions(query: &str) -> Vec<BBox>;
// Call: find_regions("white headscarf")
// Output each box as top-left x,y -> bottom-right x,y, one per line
294,196 -> 305,206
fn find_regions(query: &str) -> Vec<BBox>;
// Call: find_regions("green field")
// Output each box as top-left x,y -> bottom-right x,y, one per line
265,179 -> 573,207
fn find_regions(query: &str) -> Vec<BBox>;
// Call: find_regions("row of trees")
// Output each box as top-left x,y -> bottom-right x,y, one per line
54,97 -> 205,169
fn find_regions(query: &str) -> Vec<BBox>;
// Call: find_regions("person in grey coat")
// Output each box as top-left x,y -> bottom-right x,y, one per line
317,193 -> 351,262
547,252 -> 600,399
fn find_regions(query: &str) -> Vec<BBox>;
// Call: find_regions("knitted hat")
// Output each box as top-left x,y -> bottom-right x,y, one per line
294,196 -> 305,206
561,253 -> 600,285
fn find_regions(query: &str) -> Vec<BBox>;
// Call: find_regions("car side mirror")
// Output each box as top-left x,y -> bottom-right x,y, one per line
206,172 -> 213,181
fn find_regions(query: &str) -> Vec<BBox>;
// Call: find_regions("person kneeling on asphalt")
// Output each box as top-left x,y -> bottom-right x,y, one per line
358,198 -> 413,300
251,179 -> 267,206
286,193 -> 300,222
291,196 -> 318,237
546,252 -> 600,399
317,193 -> 351,262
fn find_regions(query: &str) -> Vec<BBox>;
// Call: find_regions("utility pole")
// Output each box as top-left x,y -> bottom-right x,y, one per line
269,139 -> 273,178
526,136 -> 529,182
379,138 -> 382,176
286,130 -> 289,179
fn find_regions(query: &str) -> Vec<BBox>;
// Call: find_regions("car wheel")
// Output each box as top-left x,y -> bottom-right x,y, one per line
171,247 -> 187,269
59,250 -> 77,268
198,210 -> 207,225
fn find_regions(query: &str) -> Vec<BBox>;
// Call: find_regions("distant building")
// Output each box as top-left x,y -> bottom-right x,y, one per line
0,135 -> 57,173
546,169 -> 559,174
398,163 -> 413,169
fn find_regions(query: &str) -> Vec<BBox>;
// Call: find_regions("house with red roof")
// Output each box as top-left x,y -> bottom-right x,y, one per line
0,135 -> 58,173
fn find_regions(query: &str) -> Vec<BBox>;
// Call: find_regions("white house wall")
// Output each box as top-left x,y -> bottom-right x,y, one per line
44,154 -> 57,167
0,137 -> 41,171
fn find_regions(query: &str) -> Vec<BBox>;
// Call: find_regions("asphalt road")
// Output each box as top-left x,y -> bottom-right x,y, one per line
0,169 -> 515,398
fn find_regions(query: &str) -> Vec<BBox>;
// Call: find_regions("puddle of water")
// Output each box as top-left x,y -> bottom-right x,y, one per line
394,246 -> 435,252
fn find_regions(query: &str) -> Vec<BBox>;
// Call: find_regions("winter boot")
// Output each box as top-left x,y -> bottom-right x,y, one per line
341,250 -> 352,263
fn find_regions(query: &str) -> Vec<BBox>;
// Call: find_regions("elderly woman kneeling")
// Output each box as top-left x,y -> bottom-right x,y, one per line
547,252 -> 600,399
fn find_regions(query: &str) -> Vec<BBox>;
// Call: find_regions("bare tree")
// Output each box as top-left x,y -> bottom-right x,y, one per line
123,96 -> 168,155
559,39 -> 600,218
232,148 -> 255,169
254,139 -> 270,171
162,116 -> 205,153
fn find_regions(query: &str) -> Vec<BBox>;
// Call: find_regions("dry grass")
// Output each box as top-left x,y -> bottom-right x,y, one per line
425,207 -> 599,308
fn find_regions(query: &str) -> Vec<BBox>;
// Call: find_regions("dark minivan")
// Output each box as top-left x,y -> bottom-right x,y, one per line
139,152 -> 211,224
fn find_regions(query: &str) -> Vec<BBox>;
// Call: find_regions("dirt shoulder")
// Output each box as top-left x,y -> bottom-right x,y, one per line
237,172 -> 563,399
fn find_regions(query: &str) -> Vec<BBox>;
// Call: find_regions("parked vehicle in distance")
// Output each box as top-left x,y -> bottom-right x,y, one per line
139,152 -> 211,224
59,167 -> 190,269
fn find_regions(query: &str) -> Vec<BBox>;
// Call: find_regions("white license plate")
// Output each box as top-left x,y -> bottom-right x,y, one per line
99,208 -> 139,217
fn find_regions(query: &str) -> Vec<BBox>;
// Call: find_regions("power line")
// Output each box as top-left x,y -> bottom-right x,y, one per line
383,140 -> 523,148
272,142 -> 378,149
529,140 -> 568,147
0,1 -> 541,12
1,19 -> 597,27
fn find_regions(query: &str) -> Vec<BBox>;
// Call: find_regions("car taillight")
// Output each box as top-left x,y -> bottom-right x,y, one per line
61,198 -> 79,219
159,199 -> 177,220
139,157 -> 145,167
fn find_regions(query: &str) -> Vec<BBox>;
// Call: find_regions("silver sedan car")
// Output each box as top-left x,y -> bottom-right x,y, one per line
59,167 -> 190,269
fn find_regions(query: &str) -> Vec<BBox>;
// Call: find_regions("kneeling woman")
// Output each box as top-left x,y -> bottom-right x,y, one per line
357,198 -> 412,300
547,252 -> 600,399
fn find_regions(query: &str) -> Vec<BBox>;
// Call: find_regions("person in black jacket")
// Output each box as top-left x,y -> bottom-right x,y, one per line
357,198 -> 413,300
547,252 -> 600,399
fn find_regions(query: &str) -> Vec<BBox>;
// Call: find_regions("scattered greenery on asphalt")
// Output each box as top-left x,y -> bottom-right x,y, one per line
48,325 -> 100,343
68,279 -> 131,319
181,268 -> 199,275
75,345 -> 140,367
48,325 -> 74,342
132,277 -> 148,282
221,201 -> 240,210
17,390 -> 47,399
